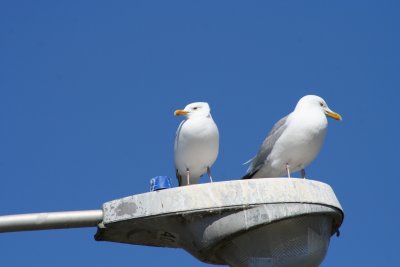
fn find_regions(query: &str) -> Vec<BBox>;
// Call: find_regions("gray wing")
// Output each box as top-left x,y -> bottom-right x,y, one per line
242,115 -> 289,179
174,120 -> 186,183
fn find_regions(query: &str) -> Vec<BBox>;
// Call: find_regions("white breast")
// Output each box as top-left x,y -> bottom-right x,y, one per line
174,116 -> 219,183
263,110 -> 327,177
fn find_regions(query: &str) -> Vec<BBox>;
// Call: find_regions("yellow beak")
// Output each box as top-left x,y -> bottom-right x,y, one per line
325,110 -> 342,121
174,110 -> 189,116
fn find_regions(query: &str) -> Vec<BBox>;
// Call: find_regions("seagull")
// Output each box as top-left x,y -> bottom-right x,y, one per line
242,95 -> 342,179
174,102 -> 219,186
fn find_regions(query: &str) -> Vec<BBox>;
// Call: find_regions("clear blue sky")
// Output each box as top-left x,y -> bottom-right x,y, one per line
0,1 -> 399,266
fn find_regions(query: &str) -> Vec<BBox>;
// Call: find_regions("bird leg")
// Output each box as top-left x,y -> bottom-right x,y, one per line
207,167 -> 213,183
286,163 -> 291,178
186,168 -> 190,185
301,169 -> 306,179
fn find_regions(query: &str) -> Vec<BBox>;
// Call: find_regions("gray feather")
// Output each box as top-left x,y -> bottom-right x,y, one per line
242,115 -> 289,179
174,120 -> 186,182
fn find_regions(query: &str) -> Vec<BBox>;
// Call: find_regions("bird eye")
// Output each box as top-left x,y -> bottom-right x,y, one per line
193,107 -> 198,110
319,102 -> 324,107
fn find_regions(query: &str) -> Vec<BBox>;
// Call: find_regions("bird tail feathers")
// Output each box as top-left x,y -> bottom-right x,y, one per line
243,157 -> 253,165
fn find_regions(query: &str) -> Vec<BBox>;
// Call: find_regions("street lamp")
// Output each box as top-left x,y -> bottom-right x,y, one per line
0,178 -> 343,267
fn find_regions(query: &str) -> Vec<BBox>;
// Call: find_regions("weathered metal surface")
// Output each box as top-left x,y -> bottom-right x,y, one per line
0,210 -> 103,233
0,178 -> 344,266
95,178 -> 344,265
101,178 -> 342,224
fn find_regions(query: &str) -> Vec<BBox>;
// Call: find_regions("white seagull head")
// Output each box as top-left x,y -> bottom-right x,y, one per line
295,95 -> 342,121
174,102 -> 211,119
